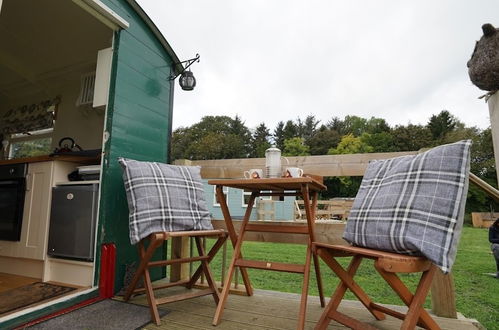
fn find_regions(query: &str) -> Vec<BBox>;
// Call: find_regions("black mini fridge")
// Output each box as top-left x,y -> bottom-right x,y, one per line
47,183 -> 99,261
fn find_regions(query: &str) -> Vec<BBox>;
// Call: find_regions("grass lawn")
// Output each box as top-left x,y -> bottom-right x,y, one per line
197,226 -> 498,330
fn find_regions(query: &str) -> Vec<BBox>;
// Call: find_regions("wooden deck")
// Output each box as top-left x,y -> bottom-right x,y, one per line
125,286 -> 483,330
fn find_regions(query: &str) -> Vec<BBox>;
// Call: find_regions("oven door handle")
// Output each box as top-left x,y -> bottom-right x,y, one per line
0,180 -> 21,185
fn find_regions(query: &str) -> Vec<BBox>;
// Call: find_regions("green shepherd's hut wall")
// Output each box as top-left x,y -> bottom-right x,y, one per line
95,0 -> 176,291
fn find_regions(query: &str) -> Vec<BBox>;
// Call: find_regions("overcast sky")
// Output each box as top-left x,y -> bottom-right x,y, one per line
136,0 -> 498,132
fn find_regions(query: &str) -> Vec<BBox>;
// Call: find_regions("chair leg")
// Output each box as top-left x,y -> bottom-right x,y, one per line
126,236 -> 164,326
142,258 -> 161,325
402,265 -> 438,330
375,263 -> 441,330
187,234 -> 227,288
193,236 -> 221,304
315,253 -> 364,330
312,252 -> 326,307
317,248 -> 385,322
124,234 -> 164,301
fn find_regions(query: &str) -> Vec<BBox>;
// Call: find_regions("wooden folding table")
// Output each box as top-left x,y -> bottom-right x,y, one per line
209,177 -> 327,330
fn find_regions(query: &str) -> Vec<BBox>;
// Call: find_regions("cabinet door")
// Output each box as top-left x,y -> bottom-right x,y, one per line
17,162 -> 54,259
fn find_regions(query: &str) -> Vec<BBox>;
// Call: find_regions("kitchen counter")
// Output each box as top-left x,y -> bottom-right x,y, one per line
0,154 -> 101,165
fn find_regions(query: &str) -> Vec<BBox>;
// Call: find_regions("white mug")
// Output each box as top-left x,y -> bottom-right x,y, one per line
284,167 -> 304,178
244,169 -> 263,179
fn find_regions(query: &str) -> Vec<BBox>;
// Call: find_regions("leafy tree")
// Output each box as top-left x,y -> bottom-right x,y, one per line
326,117 -> 346,135
283,120 -> 299,141
469,128 -> 496,179
366,117 -> 391,134
185,132 -> 250,160
322,176 -> 363,199
360,132 -> 396,152
328,134 -> 373,155
427,110 -> 457,141
306,127 -> 341,155
251,123 -> 272,157
273,121 -> 285,151
231,115 -> 250,135
323,132 -> 369,199
391,124 -> 433,151
170,111 -> 499,216
189,115 -> 234,136
170,127 -> 193,161
342,115 -> 368,136
229,115 -> 252,150
299,115 -> 320,143
283,137 -> 310,156
171,115 -> 252,160
450,127 -> 498,214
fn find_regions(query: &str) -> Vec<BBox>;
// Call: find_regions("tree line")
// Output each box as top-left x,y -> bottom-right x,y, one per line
171,111 -> 496,213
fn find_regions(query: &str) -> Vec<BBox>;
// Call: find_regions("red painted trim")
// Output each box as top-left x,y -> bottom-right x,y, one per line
99,243 -> 116,298
14,296 -> 104,329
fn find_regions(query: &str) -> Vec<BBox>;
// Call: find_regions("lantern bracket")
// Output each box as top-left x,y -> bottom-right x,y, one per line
169,54 -> 200,81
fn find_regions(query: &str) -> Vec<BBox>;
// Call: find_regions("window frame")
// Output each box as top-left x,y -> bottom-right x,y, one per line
242,189 -> 272,207
7,128 -> 54,159
242,189 -> 256,207
213,185 -> 229,207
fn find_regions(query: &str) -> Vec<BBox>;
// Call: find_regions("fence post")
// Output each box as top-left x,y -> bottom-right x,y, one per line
170,159 -> 193,282
430,272 -> 457,318
487,93 -> 499,186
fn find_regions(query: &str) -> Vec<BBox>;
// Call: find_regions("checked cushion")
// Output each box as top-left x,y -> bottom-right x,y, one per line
118,158 -> 213,245
343,140 -> 471,273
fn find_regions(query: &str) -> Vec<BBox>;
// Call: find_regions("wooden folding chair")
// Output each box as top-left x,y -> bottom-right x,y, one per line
124,229 -> 227,325
313,243 -> 441,330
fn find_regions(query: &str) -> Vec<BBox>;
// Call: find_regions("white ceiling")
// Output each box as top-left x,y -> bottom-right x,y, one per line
0,0 -> 113,103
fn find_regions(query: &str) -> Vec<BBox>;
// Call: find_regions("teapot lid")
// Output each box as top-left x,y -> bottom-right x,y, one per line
265,147 -> 281,153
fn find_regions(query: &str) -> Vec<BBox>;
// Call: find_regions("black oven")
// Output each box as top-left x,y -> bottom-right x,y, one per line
0,163 -> 27,241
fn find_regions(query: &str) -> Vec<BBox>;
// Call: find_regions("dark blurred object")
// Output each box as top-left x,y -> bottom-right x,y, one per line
467,23 -> 499,92
51,148 -> 102,157
81,174 -> 100,180
67,170 -> 100,182
53,137 -> 82,154
68,170 -> 82,181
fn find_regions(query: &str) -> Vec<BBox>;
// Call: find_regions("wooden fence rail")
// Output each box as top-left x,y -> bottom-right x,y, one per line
295,199 -> 354,220
176,152 -> 418,179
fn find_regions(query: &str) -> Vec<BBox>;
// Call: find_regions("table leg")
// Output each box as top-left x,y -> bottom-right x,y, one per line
213,191 -> 256,326
301,187 -> 326,309
216,185 -> 253,296
310,191 -> 325,307
298,243 -> 313,330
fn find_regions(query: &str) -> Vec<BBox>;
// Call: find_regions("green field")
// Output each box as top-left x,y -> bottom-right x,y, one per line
198,226 -> 498,330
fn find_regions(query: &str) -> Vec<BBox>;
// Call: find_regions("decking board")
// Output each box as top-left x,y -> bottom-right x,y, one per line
123,286 -> 481,330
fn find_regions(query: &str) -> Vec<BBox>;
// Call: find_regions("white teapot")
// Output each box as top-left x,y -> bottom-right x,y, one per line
265,147 -> 282,178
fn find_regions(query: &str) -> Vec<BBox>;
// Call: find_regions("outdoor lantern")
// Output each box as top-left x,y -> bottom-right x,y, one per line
179,70 -> 196,91
169,54 -> 200,92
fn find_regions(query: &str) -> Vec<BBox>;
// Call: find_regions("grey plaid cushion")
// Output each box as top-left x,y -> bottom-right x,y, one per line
343,140 -> 471,273
118,158 -> 213,244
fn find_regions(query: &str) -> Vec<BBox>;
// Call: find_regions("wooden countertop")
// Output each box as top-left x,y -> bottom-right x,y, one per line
0,154 -> 101,165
